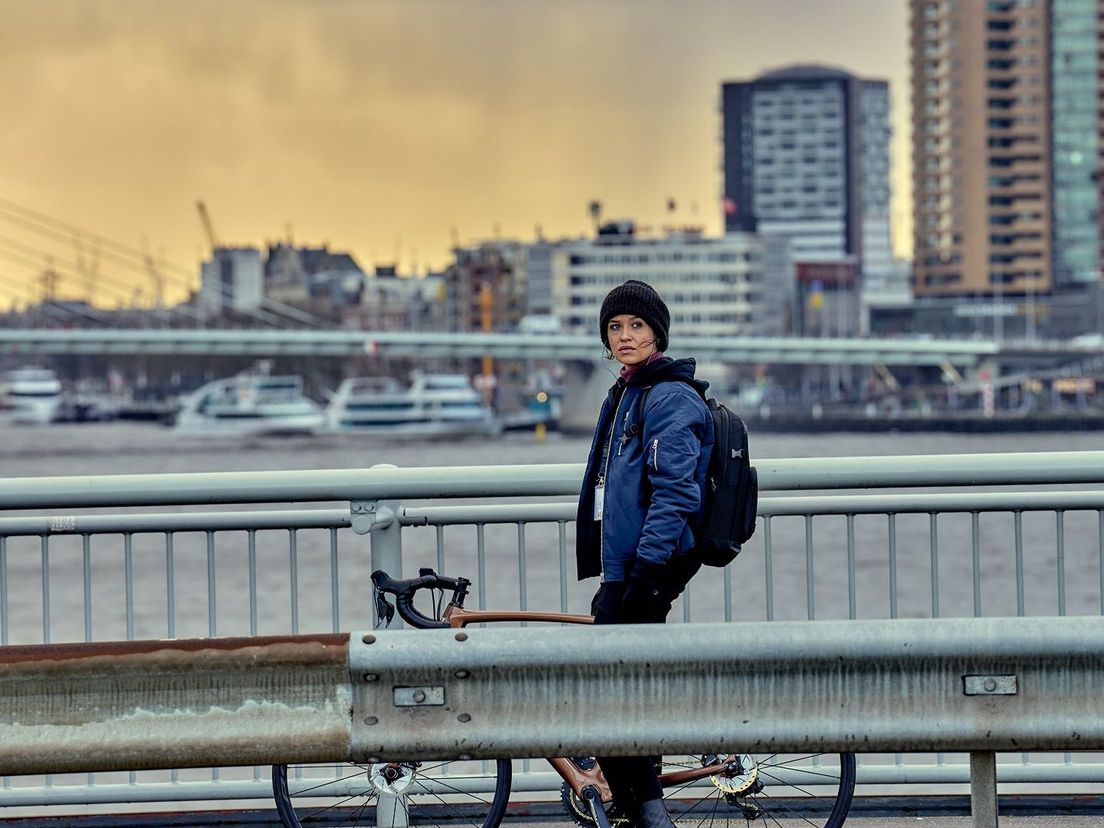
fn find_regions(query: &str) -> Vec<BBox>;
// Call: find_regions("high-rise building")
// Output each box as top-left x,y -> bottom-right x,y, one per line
910,0 -> 1103,299
721,65 -> 894,332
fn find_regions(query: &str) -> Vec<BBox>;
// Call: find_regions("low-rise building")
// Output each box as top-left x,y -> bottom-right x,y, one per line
553,222 -> 792,339
265,243 -> 366,306
199,247 -> 264,314
341,265 -> 444,332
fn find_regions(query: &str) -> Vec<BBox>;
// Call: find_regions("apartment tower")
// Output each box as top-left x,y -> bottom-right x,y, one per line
721,66 -> 894,314
910,0 -> 1102,299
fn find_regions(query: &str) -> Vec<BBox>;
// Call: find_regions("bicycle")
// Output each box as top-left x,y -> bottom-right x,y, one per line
272,568 -> 856,828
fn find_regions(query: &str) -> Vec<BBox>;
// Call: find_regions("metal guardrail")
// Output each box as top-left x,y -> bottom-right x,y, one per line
1,617 -> 1102,765
1,450 -> 1104,817
2,450 -> 1104,509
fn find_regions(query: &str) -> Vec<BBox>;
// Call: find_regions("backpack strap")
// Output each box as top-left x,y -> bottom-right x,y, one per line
631,379 -> 706,433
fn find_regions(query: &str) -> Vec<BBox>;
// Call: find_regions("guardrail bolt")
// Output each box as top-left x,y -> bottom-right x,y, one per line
362,634 -> 376,645
363,673 -> 380,683
455,632 -> 468,642
458,713 -> 472,723
412,690 -> 426,703
455,669 -> 470,679
364,716 -> 378,725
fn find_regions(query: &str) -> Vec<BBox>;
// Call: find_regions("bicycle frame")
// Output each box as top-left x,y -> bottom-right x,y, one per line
373,569 -> 747,805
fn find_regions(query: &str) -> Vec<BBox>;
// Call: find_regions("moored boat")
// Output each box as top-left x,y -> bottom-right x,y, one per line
326,372 -> 500,436
0,367 -> 63,424
174,372 -> 325,435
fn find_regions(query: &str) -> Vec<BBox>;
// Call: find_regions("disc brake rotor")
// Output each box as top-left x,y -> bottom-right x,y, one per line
709,754 -> 758,796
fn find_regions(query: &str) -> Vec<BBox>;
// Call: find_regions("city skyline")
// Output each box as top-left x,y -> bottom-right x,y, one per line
0,0 -> 911,309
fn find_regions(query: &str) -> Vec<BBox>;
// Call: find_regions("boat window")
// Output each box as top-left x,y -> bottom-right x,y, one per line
422,377 -> 473,390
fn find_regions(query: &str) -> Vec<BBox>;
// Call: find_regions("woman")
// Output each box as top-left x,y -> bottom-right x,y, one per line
575,279 -> 714,828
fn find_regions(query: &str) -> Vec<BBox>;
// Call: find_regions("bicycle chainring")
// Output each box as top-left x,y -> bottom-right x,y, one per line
559,758 -> 633,828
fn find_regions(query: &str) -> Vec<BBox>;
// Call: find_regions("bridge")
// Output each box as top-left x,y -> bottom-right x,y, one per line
0,327 -> 1009,366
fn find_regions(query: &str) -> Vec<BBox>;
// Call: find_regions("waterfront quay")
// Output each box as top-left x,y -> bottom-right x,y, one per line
0,426 -> 1103,825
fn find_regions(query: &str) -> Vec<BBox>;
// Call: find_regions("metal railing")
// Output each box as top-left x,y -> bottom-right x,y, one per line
0,450 -> 1102,812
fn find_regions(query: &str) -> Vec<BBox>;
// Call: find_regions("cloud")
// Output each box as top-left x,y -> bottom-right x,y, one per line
0,0 -> 911,306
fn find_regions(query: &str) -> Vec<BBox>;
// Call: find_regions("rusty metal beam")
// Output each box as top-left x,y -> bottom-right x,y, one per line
0,634 -> 350,775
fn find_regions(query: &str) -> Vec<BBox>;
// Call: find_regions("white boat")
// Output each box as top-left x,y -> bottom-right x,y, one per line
0,367 -> 63,424
174,373 -> 325,435
326,373 -> 501,436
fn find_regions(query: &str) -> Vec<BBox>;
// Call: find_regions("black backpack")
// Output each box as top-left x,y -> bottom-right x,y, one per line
638,386 -> 758,567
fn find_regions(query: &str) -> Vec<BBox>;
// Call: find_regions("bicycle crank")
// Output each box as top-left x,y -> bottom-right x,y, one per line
561,783 -> 633,827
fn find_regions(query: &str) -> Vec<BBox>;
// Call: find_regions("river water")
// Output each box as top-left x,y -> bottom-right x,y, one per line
0,422 -> 1099,646
0,420 -> 1091,475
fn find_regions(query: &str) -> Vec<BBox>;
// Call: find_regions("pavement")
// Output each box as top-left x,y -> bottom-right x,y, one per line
3,798 -> 1104,826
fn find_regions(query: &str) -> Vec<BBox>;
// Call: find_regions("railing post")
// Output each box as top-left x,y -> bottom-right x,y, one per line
364,464 -> 406,827
355,463 -> 404,587
970,751 -> 998,828
367,497 -> 402,584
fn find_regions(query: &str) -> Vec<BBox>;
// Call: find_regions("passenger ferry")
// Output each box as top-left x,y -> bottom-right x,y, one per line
0,367 -> 63,424
174,372 -> 325,435
326,373 -> 500,436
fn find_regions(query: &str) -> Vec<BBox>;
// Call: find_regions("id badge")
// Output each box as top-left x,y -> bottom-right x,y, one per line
593,484 -> 605,521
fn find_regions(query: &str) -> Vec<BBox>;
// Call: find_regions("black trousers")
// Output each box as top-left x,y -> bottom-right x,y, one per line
591,554 -> 702,810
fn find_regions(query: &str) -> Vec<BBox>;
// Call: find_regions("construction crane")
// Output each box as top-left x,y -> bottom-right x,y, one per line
196,200 -> 220,254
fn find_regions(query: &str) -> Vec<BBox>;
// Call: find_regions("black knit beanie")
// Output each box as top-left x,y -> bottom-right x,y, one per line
598,279 -> 670,352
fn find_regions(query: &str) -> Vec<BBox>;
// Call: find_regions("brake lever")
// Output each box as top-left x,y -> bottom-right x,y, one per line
374,589 -> 396,628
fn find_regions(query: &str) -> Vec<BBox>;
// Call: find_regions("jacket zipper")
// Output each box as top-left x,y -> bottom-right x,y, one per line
598,389 -> 628,580
651,437 -> 659,471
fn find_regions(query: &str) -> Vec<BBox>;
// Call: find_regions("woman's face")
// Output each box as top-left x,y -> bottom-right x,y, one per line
606,314 -> 657,368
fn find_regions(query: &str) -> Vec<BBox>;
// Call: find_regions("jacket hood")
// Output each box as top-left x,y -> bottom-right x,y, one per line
624,355 -> 709,396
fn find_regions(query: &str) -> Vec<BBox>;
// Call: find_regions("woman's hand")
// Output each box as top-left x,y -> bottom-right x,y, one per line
620,560 -> 667,623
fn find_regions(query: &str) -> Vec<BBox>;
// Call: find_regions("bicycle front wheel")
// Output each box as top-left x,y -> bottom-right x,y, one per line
660,751 -> 856,828
272,759 -> 512,828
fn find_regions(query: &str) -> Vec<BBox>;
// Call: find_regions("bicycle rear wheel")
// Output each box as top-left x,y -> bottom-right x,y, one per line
660,752 -> 856,828
272,759 -> 512,828
563,752 -> 855,828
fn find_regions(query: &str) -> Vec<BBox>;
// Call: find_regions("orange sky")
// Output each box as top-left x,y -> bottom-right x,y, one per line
0,0 -> 911,309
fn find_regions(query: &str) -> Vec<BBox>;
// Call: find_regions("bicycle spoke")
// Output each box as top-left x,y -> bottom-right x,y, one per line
747,775 -> 843,828
686,790 -> 726,828
295,791 -> 377,825
757,768 -> 842,801
289,772 -> 372,799
410,779 -> 501,827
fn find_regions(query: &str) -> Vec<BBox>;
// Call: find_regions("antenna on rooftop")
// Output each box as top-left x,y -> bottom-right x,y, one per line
588,200 -> 603,233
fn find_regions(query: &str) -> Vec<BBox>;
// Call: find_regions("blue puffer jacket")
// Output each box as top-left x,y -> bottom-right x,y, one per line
575,356 -> 714,582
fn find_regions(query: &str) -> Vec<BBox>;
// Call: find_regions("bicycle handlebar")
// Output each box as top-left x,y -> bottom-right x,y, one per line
371,568 -> 470,629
